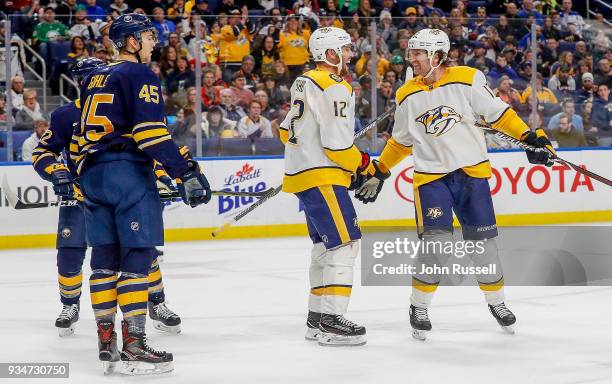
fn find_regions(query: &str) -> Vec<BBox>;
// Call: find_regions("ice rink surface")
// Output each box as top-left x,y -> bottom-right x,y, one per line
2,236 -> 612,384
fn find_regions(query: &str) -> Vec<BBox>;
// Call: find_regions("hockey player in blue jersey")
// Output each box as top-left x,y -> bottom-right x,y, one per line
71,14 -> 211,375
31,58 -> 183,341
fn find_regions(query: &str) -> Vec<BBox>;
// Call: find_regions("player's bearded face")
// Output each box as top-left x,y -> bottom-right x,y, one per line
339,45 -> 354,76
407,49 -> 430,77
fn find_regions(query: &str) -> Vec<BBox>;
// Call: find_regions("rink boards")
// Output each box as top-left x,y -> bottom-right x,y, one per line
0,148 -> 611,248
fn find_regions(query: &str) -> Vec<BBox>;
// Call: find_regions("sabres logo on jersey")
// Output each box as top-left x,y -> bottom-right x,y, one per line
416,105 -> 462,136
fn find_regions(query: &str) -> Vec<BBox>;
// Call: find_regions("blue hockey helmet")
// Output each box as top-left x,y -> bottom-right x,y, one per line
109,13 -> 157,51
70,57 -> 105,83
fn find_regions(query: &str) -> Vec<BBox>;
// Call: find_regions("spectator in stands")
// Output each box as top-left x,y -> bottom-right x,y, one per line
219,9 -> 255,82
421,0 -> 443,18
383,70 -> 399,93
33,7 -> 69,63
559,0 -> 585,33
541,16 -> 561,41
93,43 -> 109,62
167,0 -> 187,22
378,11 -> 398,48
166,56 -> 195,96
68,5 -> 101,42
541,38 -> 560,74
219,88 -> 246,122
85,0 -> 106,22
181,87 -> 201,119
549,114 -> 587,147
252,35 -> 279,78
8,75 -> 25,111
229,71 -> 254,108
272,60 -> 292,90
162,87 -> 181,116
207,105 -> 238,138
55,0 -> 78,27
239,55 -> 259,90
561,22 -> 582,43
168,32 -> 190,60
495,75 -> 522,110
548,64 -> 577,98
550,51 -> 575,77
170,108 -> 197,147
548,99 -> 584,132
201,69 -> 221,109
521,73 -> 560,117
261,76 -> 285,108
68,36 -> 90,60
494,15 -> 514,42
466,42 -> 494,73
488,55 -> 519,83
254,90 -> 278,123
518,0 -> 543,23
15,89 -> 45,131
109,0 -> 131,15
152,7 -> 176,47
399,7 -> 424,32
391,33 -> 410,59
591,83 -> 612,146
278,15 -> 310,79
191,0 -> 215,28
159,45 -> 179,79
504,2 -> 523,35
0,94 -> 6,121
356,0 -> 377,21
576,72 -> 596,105
594,58 -> 611,88
449,24 -> 469,52
574,41 -> 589,62
377,79 -> 394,117
21,119 -> 49,161
237,100 -> 273,139
468,7 -> 490,37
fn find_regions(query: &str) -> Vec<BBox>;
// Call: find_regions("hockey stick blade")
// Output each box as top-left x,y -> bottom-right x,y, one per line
211,185 -> 282,237
159,188 -> 273,201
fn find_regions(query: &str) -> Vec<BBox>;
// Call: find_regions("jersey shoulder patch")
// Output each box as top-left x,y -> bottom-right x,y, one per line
301,69 -> 352,94
395,79 -> 423,106
438,66 -> 477,87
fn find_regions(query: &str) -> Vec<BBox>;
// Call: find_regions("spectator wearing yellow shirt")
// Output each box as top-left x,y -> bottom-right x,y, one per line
278,15 -> 311,79
354,46 -> 390,80
218,9 -> 255,82
520,72 -> 560,117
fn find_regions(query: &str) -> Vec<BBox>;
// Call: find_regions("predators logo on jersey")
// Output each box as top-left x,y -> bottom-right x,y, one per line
416,105 -> 462,136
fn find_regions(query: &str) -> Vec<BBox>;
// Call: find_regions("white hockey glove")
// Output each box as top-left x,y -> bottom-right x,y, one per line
355,160 -> 390,204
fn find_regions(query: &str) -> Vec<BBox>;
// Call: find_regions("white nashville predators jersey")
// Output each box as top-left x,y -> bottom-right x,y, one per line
280,68 -> 360,193
388,66 -> 528,187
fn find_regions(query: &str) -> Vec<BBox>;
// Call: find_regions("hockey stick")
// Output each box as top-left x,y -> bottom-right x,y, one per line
211,107 -> 397,237
477,124 -> 612,188
1,176 -> 273,210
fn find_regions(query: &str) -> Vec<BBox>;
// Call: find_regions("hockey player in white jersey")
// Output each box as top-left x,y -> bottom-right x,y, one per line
279,27 -> 384,346
355,29 -> 557,340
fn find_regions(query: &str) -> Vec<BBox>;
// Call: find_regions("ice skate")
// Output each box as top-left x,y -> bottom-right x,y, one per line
97,320 -> 120,375
410,305 -> 432,341
305,311 -> 322,341
148,302 -> 181,334
120,321 -> 173,375
55,303 -> 79,337
488,302 -> 516,334
318,314 -> 366,346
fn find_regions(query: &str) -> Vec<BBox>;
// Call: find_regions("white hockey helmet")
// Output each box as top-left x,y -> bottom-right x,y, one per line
309,27 -> 352,74
408,28 -> 450,78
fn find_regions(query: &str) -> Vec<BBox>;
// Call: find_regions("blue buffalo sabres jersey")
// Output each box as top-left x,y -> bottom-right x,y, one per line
32,100 -> 82,181
72,60 -> 188,178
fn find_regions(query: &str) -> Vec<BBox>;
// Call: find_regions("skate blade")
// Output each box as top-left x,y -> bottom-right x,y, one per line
305,327 -> 321,341
57,325 -> 75,337
317,333 -> 366,346
152,320 -> 181,334
412,329 -> 428,341
103,361 -> 118,375
501,325 -> 515,335
120,361 -> 174,375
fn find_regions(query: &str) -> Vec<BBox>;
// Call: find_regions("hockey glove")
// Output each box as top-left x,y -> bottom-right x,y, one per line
355,160 -> 391,204
178,160 -> 212,207
522,128 -> 556,167
50,164 -> 75,198
348,152 -> 372,191
156,175 -> 177,196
